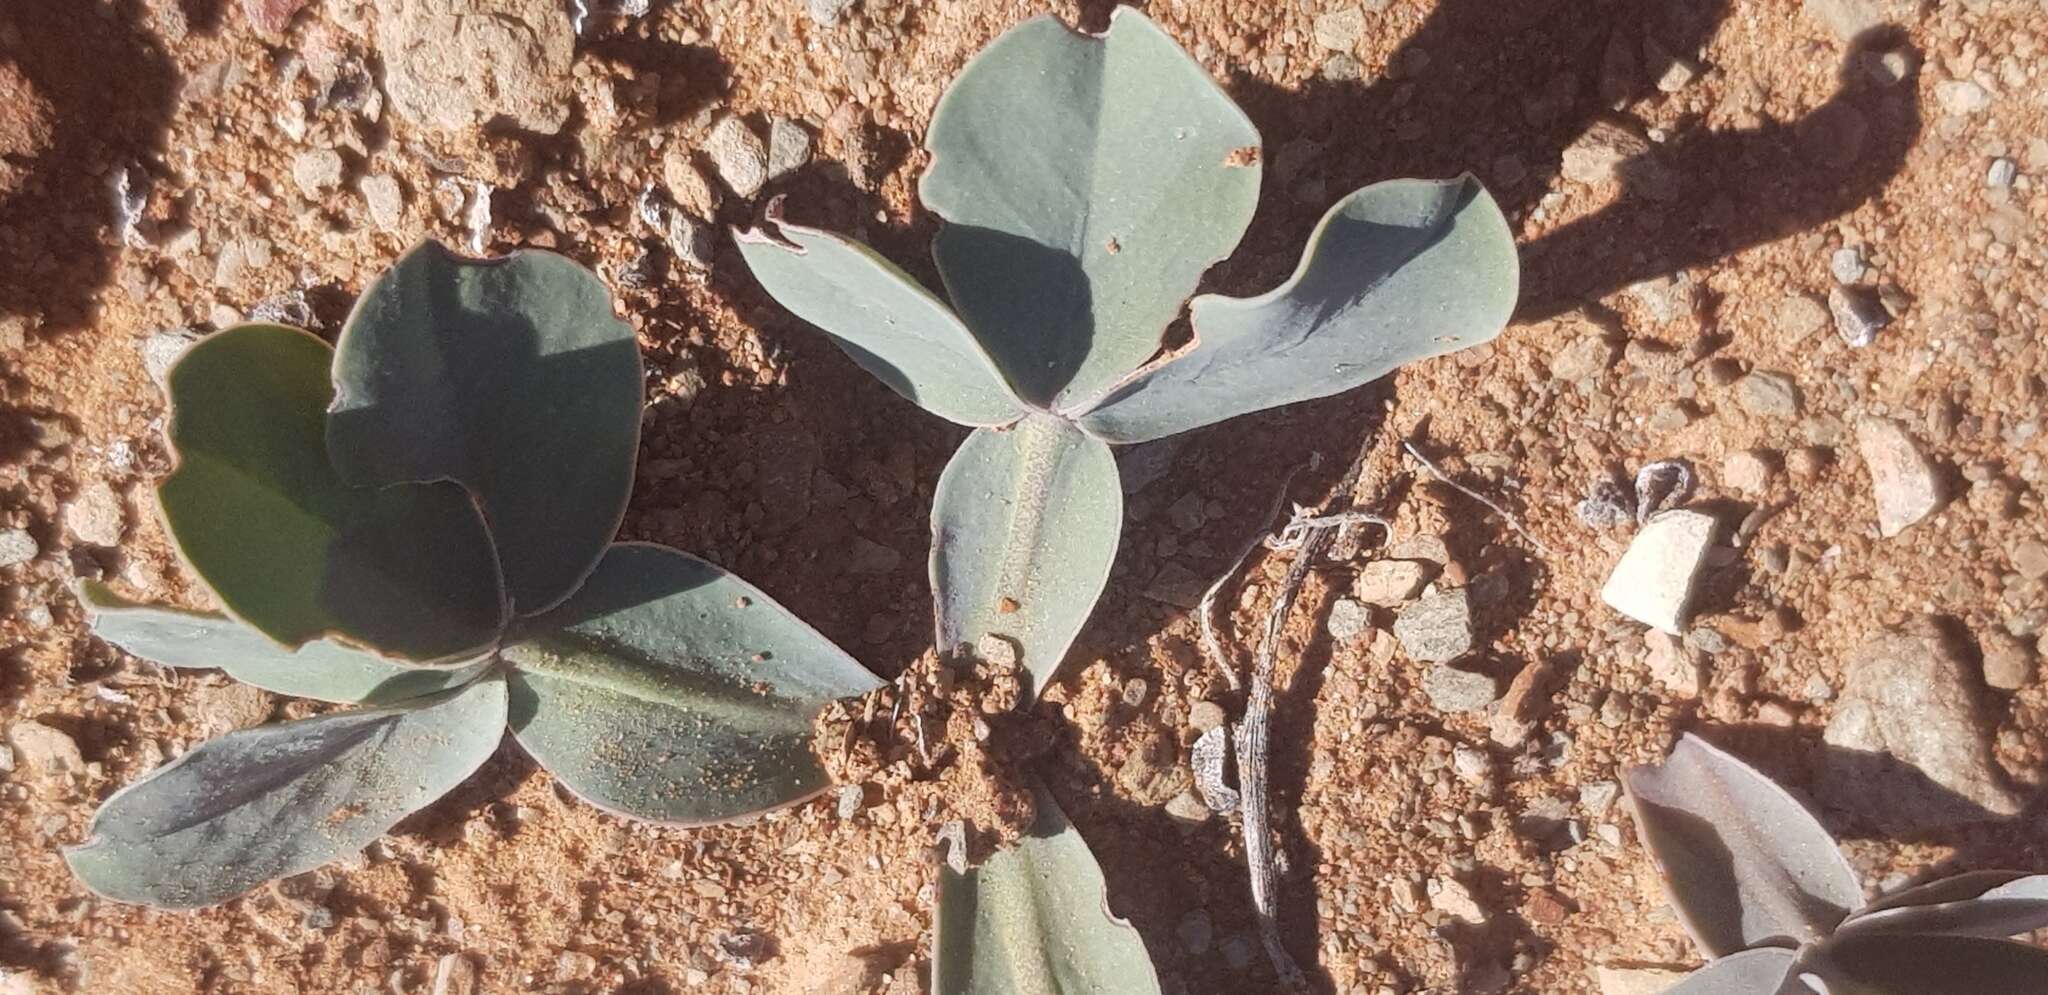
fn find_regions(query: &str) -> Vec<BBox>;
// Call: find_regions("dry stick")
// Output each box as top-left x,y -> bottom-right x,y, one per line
1238,442 -> 1382,995
1400,439 -> 1551,557
1196,459 -> 1314,693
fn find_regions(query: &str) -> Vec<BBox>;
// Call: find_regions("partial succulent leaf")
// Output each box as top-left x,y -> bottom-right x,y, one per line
1657,948 -> 1803,995
931,415 -> 1120,699
920,8 -> 1262,408
328,240 -> 643,616
65,675 -> 507,909
159,324 -> 505,661
77,581 -> 487,704
1838,874 -> 2048,940
502,543 -> 882,824
734,201 -> 1028,427
934,792 -> 1161,995
1804,933 -> 2048,995
1077,175 -> 1518,444
1623,734 -> 1864,958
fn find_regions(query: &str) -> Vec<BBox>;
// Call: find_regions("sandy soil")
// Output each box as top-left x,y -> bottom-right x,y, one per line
2,0 -> 2045,992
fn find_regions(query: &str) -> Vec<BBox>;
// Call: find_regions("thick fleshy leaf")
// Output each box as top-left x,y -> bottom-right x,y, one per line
1839,874 -> 2048,940
1657,949 -> 1803,995
734,201 -> 1027,427
77,581 -> 487,704
1805,933 -> 2048,995
502,543 -> 881,825
934,792 -> 1161,995
920,8 -> 1261,408
931,415 -> 1120,699
160,324 -> 504,662
328,240 -> 642,616
1624,734 -> 1864,958
65,675 -> 507,909
1077,175 -> 1518,444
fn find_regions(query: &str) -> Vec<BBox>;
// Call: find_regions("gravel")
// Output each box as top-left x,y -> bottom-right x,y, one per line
1422,665 -> 1497,713
1393,588 -> 1474,662
706,115 -> 769,199
1855,417 -> 1942,538
0,529 -> 35,567
1600,509 -> 1715,635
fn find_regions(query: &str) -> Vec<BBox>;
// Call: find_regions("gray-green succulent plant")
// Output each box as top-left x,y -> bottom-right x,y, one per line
67,241 -> 881,909
738,7 -> 1519,699
1625,734 -> 2048,994
933,791 -> 1160,995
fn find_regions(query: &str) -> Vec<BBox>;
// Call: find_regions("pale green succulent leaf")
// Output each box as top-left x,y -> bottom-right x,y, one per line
1806,933 -> 2048,995
931,416 -> 1120,699
328,240 -> 643,616
77,580 -> 487,704
734,202 -> 1028,427
1077,175 -> 1518,444
159,324 -> 505,662
503,543 -> 881,825
1624,734 -> 1864,959
1657,948 -> 1801,995
64,674 -> 507,909
920,8 -> 1262,408
1838,874 -> 2048,940
934,792 -> 1161,995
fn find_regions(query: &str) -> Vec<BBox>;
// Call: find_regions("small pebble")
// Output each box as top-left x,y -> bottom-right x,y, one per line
1830,245 -> 1866,283
765,117 -> 813,182
1394,588 -> 1474,662
1986,157 -> 2017,189
1828,285 -> 1890,347
1326,597 -> 1371,643
1856,417 -> 1942,537
1188,701 -> 1227,734
0,529 -> 37,568
1422,665 -> 1498,713
65,481 -> 126,547
705,115 -> 769,199
1934,79 -> 1990,115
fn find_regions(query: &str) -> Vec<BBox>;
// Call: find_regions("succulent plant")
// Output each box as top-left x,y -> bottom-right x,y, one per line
67,242 -> 881,909
1625,734 -> 2048,994
933,791 -> 1159,995
738,7 -> 1518,698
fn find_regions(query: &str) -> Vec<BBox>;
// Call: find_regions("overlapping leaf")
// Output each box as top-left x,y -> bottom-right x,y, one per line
502,543 -> 882,824
78,581 -> 487,704
1837,873 -> 2048,940
1806,933 -> 2048,994
734,202 -> 1027,427
65,675 -> 507,909
1077,176 -> 1518,443
934,792 -> 1160,995
1658,948 -> 1800,995
920,7 -> 1262,408
1624,734 -> 1864,957
329,240 -> 642,615
159,325 -> 504,661
930,415 -> 1120,697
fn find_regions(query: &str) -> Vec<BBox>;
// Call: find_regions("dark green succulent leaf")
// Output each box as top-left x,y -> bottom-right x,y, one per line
934,791 -> 1161,995
931,415 -> 1120,699
920,8 -> 1262,409
502,543 -> 881,824
1838,874 -> 2048,940
65,674 -> 507,909
160,324 -> 505,662
1624,734 -> 1864,959
1658,948 -> 1802,995
77,581 -> 488,704
734,201 -> 1028,427
328,240 -> 643,616
1806,933 -> 2048,995
1077,175 -> 1518,444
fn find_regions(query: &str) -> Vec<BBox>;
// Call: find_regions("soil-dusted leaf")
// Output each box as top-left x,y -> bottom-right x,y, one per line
77,581 -> 488,704
159,324 -> 505,662
735,201 -> 1027,427
1807,932 -> 2048,995
65,675 -> 507,909
1837,873 -> 2048,940
931,415 -> 1120,699
1078,175 -> 1518,444
920,8 -> 1261,409
1624,734 -> 1864,958
1658,948 -> 1802,995
934,792 -> 1161,995
502,543 -> 881,824
328,240 -> 642,616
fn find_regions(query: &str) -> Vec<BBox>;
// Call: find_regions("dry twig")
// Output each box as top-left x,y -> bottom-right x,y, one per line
1401,439 -> 1550,556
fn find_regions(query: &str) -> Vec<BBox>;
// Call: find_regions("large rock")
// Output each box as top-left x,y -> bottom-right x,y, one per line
1822,626 -> 2024,834
374,0 -> 575,135
1600,510 -> 1715,635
